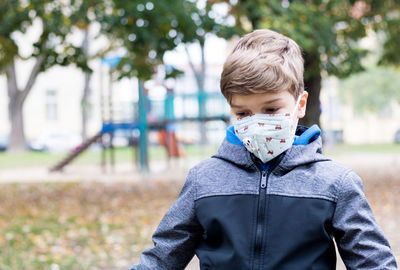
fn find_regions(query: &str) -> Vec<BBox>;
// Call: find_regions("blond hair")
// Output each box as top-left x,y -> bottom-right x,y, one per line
220,29 -> 304,102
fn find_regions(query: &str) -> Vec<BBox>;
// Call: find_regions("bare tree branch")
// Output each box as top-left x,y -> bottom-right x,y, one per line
21,54 -> 45,102
199,39 -> 206,88
184,44 -> 203,88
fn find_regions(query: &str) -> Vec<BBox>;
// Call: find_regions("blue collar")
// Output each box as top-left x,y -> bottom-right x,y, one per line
293,124 -> 321,145
226,124 -> 321,170
226,125 -> 244,146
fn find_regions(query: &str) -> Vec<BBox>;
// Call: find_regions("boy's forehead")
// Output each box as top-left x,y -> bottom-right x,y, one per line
230,91 -> 295,107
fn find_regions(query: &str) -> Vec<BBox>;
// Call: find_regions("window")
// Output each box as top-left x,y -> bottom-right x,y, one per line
45,90 -> 58,121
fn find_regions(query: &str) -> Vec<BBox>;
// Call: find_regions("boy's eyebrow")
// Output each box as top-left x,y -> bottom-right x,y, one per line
261,98 -> 283,104
231,98 -> 283,108
230,103 -> 244,108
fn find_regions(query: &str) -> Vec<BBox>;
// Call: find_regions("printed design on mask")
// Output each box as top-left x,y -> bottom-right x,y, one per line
232,107 -> 299,162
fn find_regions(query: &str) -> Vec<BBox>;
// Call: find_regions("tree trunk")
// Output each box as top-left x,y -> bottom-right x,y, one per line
300,72 -> 321,127
81,72 -> 90,141
300,53 -> 322,128
185,40 -> 208,144
6,63 -> 26,152
81,28 -> 91,141
6,56 -> 44,152
8,93 -> 26,152
198,40 -> 207,145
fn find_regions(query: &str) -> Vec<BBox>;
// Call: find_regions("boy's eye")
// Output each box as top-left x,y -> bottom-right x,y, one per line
235,112 -> 250,118
264,108 -> 279,113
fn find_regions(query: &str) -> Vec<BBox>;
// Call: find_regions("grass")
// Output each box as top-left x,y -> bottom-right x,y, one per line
0,142 -> 398,170
0,142 -> 399,170
0,144 -> 218,170
0,151 -> 64,169
324,143 -> 400,156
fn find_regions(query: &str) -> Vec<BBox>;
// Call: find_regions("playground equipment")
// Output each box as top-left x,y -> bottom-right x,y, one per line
50,78 -> 230,173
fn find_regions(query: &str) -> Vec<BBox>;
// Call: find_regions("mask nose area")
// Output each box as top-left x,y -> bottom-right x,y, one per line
242,137 -> 256,152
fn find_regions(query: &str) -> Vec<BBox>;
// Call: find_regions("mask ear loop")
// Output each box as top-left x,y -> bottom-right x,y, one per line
291,94 -> 303,117
289,94 -> 303,134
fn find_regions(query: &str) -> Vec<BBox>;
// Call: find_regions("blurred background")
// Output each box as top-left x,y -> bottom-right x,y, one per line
0,0 -> 399,269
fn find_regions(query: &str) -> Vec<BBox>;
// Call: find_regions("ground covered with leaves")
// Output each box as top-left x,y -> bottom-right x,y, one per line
0,181 -> 181,270
0,167 -> 399,269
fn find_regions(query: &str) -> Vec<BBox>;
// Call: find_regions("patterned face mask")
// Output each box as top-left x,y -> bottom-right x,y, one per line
232,97 -> 301,163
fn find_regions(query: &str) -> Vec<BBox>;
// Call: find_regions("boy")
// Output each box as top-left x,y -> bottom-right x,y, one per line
130,29 -> 398,269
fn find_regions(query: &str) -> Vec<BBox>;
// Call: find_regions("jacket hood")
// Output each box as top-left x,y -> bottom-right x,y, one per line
212,126 -> 331,173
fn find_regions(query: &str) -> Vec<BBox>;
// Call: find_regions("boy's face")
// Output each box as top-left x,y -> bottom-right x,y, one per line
230,90 -> 308,127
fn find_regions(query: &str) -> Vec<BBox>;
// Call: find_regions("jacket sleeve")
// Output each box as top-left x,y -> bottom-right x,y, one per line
332,169 -> 398,270
129,167 -> 202,270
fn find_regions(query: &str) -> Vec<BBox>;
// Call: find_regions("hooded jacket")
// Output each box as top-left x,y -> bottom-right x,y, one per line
130,126 -> 397,270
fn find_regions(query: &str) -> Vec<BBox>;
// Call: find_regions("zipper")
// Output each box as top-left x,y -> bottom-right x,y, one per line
252,170 -> 268,270
260,171 -> 267,188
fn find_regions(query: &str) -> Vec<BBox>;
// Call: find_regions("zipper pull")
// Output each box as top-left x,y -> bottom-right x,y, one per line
260,171 -> 267,188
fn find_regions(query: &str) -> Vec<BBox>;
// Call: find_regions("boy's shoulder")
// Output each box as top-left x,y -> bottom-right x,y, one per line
190,155 -> 253,182
271,150 -> 363,203
187,154 -> 261,200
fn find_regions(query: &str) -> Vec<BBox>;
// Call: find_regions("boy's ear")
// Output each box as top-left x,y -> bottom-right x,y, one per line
297,91 -> 308,119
